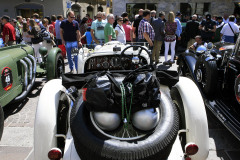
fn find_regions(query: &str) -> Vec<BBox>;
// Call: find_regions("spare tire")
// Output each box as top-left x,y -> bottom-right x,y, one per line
0,105 -> 4,141
70,91 -> 179,160
194,55 -> 217,98
55,53 -> 65,78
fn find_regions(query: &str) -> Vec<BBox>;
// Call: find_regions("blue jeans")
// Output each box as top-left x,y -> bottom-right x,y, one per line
223,35 -> 234,43
65,41 -> 78,71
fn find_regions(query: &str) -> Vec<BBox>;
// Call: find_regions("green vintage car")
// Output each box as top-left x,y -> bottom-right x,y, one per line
0,44 -> 65,140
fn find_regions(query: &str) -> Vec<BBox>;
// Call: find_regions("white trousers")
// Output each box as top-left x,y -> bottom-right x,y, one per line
164,40 -> 176,62
32,42 -> 43,63
42,40 -> 53,53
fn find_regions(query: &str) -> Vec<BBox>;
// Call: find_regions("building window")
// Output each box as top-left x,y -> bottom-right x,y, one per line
71,4 -> 81,18
126,3 -> 156,21
87,6 -> 94,19
180,2 -> 211,17
98,6 -> 103,12
234,3 -> 240,16
16,3 -> 43,18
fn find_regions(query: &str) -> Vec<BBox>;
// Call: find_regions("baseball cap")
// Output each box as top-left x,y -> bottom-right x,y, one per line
206,14 -> 211,20
176,11 -> 182,16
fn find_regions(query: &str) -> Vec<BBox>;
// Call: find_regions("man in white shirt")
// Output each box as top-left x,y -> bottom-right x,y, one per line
223,14 -> 237,24
221,15 -> 239,43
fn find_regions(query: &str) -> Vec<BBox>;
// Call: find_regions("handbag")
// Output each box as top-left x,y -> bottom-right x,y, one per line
228,23 -> 239,43
58,44 -> 66,59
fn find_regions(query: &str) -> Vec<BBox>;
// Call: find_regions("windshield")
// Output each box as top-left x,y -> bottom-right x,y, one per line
234,34 -> 240,57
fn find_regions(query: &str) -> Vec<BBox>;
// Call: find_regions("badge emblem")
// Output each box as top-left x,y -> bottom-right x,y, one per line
1,67 -> 13,91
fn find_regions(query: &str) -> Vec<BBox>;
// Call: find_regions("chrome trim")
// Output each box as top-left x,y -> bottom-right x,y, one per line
24,57 -> 32,81
20,59 -> 28,91
13,55 -> 36,102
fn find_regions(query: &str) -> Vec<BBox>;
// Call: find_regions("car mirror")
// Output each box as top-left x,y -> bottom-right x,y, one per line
71,48 -> 79,55
207,42 -> 213,50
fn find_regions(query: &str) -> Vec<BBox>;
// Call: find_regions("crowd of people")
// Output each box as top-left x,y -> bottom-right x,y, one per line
1,9 -> 240,71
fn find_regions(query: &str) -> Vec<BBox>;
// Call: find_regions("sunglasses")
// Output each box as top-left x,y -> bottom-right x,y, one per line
119,20 -> 123,21
97,17 -> 102,18
70,16 -> 75,19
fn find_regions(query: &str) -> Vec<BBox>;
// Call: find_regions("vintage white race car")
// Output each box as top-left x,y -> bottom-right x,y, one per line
34,42 -> 209,160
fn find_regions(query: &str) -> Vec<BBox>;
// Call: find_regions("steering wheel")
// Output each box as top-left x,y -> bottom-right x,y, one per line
120,45 -> 151,70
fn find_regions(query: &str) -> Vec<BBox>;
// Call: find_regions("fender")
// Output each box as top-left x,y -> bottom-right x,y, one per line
174,77 -> 209,160
205,56 -> 215,61
34,79 -> 65,160
0,105 -> 4,141
46,47 -> 62,80
184,55 -> 197,75
178,54 -> 198,82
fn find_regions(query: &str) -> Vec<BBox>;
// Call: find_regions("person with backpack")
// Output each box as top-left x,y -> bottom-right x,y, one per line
27,19 -> 43,62
41,18 -> 54,51
221,15 -> 239,43
12,19 -> 22,44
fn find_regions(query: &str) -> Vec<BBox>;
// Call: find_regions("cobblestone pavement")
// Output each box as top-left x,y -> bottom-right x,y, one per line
0,78 -> 45,160
0,57 -> 240,160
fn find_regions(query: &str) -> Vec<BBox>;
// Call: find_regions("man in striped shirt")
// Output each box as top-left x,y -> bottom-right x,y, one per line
138,9 -> 155,49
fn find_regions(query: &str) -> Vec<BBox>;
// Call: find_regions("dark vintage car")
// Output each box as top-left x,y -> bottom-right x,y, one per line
177,37 -> 240,140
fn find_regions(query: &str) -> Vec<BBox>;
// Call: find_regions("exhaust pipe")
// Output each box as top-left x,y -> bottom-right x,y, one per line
24,57 -> 32,81
13,54 -> 36,102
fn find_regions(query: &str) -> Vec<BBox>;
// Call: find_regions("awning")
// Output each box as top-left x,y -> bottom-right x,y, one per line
74,0 -> 111,6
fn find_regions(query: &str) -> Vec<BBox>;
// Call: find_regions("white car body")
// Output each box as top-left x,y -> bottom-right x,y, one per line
34,42 -> 209,160
77,41 -> 150,73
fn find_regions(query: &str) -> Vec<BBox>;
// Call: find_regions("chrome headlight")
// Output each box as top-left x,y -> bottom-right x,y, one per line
132,108 -> 160,131
92,112 -> 121,131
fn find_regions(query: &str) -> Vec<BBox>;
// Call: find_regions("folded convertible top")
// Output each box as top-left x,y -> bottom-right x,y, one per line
62,70 -> 179,89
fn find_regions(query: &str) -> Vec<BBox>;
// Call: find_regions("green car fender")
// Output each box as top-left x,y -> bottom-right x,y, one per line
46,47 -> 62,80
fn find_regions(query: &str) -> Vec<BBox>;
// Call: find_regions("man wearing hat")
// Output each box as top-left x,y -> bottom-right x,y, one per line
1,15 -> 16,46
199,14 -> 216,42
175,11 -> 182,53
150,10 -> 156,25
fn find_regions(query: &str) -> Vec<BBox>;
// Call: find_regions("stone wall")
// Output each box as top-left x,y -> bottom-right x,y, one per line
0,0 -> 65,18
0,0 -> 107,19
112,0 -> 235,17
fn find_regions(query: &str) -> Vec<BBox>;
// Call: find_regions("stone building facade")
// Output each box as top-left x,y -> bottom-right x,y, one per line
113,0 -> 239,20
0,0 -> 108,19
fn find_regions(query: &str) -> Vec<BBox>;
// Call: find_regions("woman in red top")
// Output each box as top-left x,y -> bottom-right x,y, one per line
163,12 -> 177,65
86,14 -> 93,27
122,18 -> 133,43
49,15 -> 56,37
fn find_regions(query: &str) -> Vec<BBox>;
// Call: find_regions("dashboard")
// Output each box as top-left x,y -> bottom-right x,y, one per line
84,55 -> 148,72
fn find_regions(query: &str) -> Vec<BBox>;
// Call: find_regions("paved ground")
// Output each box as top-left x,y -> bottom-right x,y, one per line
0,56 -> 240,160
